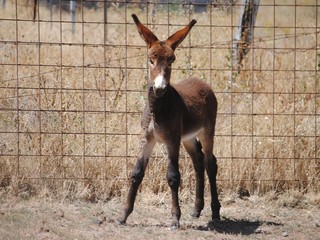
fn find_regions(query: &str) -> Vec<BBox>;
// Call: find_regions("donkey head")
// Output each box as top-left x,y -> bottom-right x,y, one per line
132,14 -> 196,96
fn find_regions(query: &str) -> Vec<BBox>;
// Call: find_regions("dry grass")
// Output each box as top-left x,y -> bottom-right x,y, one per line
0,192 -> 320,239
0,0 -> 319,204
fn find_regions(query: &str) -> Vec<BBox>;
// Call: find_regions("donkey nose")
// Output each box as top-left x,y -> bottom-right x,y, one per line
153,85 -> 166,96
154,75 -> 167,90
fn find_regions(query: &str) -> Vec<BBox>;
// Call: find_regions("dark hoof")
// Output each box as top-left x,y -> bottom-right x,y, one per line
212,206 -> 221,221
116,218 -> 126,225
170,221 -> 180,230
212,215 -> 221,221
190,211 -> 201,218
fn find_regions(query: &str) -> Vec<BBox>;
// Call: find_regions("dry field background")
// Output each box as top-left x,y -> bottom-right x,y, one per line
0,0 -> 320,239
0,0 -> 319,215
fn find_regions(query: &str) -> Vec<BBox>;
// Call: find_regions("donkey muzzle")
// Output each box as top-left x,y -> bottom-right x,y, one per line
152,74 -> 167,97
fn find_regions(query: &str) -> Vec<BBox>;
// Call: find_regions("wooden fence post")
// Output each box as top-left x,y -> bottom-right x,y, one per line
50,0 -> 53,23
70,0 -> 76,34
33,0 -> 37,21
232,0 -> 260,71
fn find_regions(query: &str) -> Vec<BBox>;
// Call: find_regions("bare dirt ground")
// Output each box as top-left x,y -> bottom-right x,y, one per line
1,192 -> 319,240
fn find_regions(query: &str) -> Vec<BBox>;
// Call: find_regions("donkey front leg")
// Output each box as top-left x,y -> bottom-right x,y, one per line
166,142 -> 181,229
118,136 -> 155,225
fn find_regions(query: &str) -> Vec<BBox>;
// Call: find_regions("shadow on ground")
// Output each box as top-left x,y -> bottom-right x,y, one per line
193,218 -> 283,235
112,217 -> 283,236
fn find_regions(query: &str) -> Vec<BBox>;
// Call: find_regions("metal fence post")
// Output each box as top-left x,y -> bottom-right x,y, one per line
233,0 -> 260,71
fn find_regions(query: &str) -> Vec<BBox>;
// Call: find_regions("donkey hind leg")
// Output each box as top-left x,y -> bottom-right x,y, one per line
118,137 -> 155,225
183,138 -> 205,218
208,153 -> 220,220
198,132 -> 221,221
166,141 -> 181,229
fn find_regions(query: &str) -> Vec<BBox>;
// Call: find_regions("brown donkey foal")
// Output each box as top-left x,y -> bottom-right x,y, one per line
118,14 -> 221,228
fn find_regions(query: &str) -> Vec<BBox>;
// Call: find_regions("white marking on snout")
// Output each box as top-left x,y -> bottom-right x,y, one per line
154,74 -> 167,90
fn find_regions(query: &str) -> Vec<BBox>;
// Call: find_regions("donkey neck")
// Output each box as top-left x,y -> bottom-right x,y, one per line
148,85 -> 180,122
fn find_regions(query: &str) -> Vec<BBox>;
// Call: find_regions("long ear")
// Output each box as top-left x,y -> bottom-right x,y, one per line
166,19 -> 197,51
132,14 -> 158,48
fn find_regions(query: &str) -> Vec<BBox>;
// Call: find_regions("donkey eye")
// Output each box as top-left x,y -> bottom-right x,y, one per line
149,59 -> 154,65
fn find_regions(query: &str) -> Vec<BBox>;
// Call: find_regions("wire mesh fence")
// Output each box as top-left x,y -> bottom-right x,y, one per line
0,0 -> 319,199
